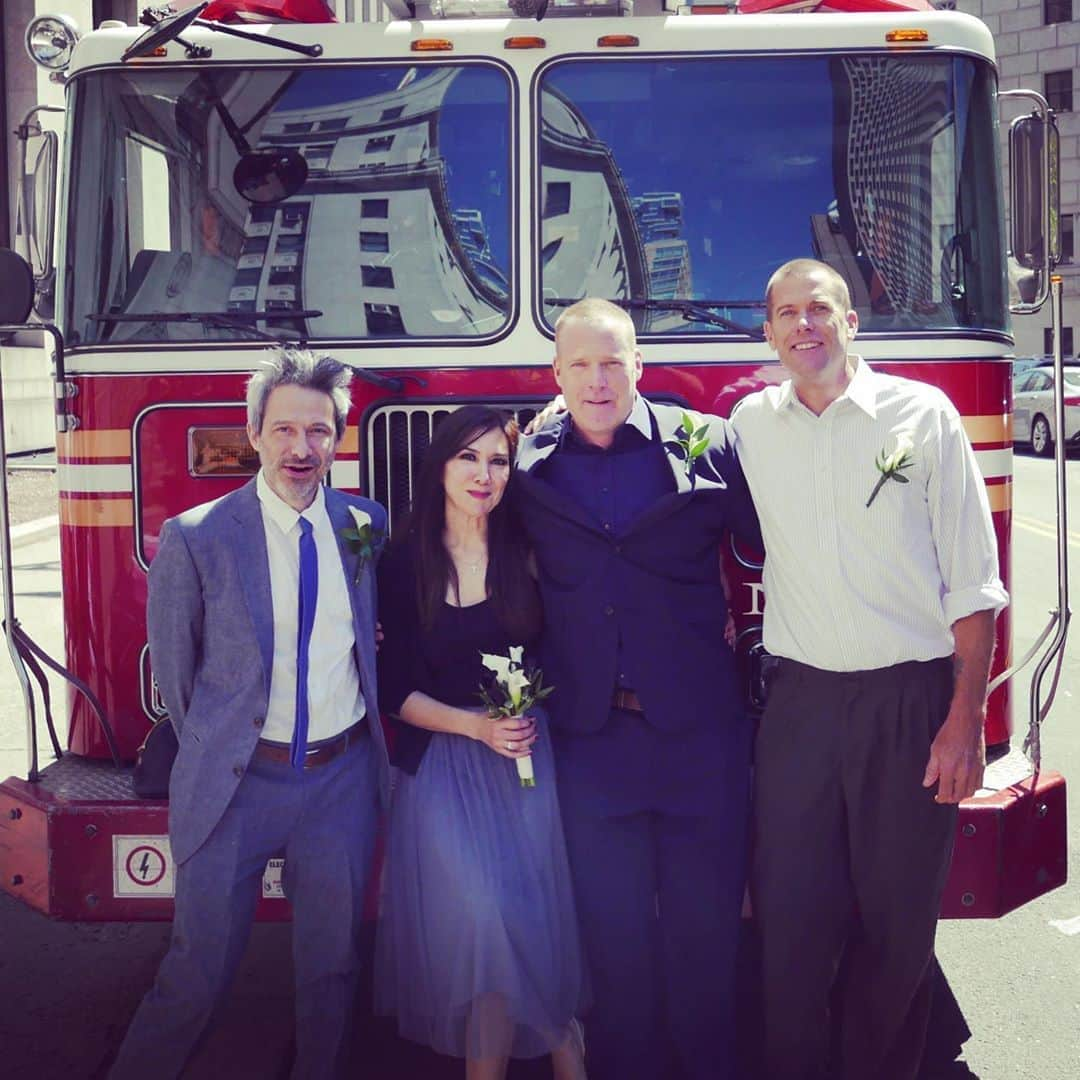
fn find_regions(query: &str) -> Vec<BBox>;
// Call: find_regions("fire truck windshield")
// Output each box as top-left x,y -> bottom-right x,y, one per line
538,52 -> 1007,338
61,49 -> 1006,349
64,62 -> 512,346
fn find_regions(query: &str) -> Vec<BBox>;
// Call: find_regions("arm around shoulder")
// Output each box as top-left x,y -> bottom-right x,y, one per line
707,415 -> 763,553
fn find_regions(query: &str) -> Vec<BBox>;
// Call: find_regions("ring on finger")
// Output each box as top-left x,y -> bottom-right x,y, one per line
506,740 -> 517,752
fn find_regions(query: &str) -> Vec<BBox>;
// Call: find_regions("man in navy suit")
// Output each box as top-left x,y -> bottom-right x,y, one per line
514,299 -> 761,1080
111,348 -> 389,1080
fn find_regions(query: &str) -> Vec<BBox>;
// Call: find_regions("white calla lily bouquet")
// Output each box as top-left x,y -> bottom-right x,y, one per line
478,646 -> 554,788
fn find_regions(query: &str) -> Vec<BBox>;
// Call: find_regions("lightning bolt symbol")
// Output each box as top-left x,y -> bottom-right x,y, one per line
139,852 -> 151,879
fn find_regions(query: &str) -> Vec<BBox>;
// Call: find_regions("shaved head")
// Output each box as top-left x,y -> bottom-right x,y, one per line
765,259 -> 852,321
554,298 -> 636,352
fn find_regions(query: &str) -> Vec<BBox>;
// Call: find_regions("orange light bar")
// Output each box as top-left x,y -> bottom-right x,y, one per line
505,36 -> 546,49
411,38 -> 454,52
597,34 -> 639,47
885,29 -> 929,43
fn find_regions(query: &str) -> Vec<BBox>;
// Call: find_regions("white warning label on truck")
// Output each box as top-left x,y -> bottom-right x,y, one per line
262,858 -> 286,899
112,837 -> 286,902
114,835 -> 175,897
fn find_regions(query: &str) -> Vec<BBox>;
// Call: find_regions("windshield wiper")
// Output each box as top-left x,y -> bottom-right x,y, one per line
545,297 -> 765,338
88,310 -> 324,342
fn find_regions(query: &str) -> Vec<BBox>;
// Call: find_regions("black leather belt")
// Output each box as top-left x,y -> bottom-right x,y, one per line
254,720 -> 366,769
612,688 -> 645,714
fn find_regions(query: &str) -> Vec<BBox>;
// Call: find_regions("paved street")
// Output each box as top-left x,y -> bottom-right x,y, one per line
0,451 -> 1077,1079
934,450 -> 1080,1080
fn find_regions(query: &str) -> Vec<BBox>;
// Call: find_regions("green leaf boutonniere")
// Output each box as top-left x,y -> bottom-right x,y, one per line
674,411 -> 711,477
866,431 -> 914,508
340,506 -> 385,583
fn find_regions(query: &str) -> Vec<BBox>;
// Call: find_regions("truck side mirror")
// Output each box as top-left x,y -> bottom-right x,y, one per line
14,121 -> 58,319
0,249 -> 35,325
1009,112 -> 1060,271
233,148 -> 308,205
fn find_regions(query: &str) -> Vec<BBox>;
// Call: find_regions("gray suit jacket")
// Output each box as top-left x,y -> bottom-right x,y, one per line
147,477 -> 389,865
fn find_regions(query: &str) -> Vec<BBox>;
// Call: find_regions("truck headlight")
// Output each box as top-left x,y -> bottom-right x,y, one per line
25,15 -> 81,72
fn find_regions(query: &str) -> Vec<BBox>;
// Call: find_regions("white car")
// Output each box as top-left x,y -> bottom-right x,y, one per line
1013,363 -> 1080,456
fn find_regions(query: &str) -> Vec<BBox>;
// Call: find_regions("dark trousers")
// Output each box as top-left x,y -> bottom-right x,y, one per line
555,707 -> 752,1080
751,658 -> 957,1080
110,736 -> 379,1080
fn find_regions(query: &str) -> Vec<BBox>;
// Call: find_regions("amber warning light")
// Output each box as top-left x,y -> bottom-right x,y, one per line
885,29 -> 930,43
411,38 -> 454,52
189,428 -> 259,476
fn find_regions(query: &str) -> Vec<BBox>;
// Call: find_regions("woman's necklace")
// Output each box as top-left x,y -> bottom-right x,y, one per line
455,549 -> 486,575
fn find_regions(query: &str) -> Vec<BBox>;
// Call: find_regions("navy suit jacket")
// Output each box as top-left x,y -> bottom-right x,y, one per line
147,477 -> 390,866
515,400 -> 761,736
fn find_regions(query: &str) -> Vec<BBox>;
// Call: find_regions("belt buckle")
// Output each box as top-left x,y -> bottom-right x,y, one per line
302,725 -> 353,769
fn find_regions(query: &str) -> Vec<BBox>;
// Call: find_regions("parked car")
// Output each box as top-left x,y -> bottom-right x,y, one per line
1012,362 -> 1080,456
1012,355 -> 1050,377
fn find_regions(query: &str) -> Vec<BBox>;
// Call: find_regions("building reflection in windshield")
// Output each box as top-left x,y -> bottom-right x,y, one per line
538,54 -> 1004,336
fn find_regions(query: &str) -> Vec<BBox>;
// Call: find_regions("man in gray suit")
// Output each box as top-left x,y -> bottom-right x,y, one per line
111,348 -> 389,1080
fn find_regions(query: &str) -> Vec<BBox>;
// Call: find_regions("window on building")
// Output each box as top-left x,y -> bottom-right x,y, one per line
317,117 -> 349,131
381,106 -> 405,121
362,199 -> 389,218
1045,0 -> 1072,24
365,135 -> 394,154
233,268 -> 262,287
1044,326 -> 1074,355
305,144 -> 335,169
365,303 -> 405,335
1061,213 -> 1074,264
359,231 -> 390,253
543,182 -> 571,218
284,121 -> 315,134
361,265 -> 395,288
1045,70 -> 1073,113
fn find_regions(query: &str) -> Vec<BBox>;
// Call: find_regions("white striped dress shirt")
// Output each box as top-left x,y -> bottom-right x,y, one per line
256,472 -> 366,744
731,357 -> 1008,672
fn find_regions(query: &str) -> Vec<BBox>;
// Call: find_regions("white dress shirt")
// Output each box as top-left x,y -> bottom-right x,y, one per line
256,472 -> 365,743
731,357 -> 1008,672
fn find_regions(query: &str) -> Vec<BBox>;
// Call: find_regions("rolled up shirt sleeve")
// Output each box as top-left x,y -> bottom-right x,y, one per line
927,408 -> 1010,627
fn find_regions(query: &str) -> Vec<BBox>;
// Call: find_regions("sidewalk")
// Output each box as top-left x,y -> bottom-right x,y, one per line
6,449 -> 58,547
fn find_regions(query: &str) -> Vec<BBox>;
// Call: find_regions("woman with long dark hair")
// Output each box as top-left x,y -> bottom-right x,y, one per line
374,405 -> 587,1080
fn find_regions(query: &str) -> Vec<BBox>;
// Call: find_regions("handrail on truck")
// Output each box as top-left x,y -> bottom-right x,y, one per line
987,90 -> 1072,773
0,320 -> 122,779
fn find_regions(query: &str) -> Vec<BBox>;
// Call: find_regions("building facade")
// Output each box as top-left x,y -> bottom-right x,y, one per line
955,0 -> 1079,358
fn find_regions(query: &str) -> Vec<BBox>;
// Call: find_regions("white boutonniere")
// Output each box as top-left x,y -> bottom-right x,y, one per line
672,411 -> 711,478
478,645 -> 554,788
866,431 -> 914,508
340,506 -> 385,583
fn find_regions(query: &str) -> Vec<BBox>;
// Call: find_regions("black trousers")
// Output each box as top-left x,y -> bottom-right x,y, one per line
751,658 -> 957,1080
555,708 -> 752,1080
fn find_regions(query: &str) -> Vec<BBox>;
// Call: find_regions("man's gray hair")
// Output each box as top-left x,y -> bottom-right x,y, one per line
246,347 -> 353,440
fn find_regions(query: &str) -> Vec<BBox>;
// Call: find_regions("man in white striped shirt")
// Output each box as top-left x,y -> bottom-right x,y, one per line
732,259 -> 1007,1080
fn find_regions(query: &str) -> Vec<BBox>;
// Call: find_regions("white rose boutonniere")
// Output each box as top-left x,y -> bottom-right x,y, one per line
340,506 -> 386,583
866,431 -> 915,508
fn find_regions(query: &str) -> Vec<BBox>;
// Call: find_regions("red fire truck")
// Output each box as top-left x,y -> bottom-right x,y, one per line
0,0 -> 1069,920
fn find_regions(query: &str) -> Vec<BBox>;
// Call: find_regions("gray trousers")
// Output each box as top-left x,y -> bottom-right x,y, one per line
751,658 -> 957,1080
110,736 -> 379,1080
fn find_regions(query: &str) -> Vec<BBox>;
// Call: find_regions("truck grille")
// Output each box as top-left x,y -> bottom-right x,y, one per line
366,402 -> 542,534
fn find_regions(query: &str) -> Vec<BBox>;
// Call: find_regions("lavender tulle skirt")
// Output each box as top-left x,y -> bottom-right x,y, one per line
374,708 -> 587,1060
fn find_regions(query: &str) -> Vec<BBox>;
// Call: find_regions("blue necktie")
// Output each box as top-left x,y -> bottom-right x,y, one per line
290,516 -> 318,770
